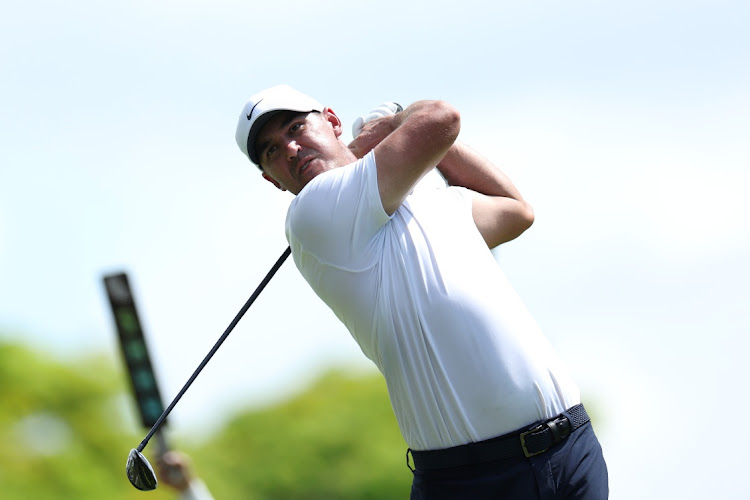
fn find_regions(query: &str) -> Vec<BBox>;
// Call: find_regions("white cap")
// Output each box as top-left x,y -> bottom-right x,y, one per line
235,84 -> 323,167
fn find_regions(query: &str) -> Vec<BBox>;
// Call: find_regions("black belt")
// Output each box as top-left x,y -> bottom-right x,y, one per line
409,404 -> 590,470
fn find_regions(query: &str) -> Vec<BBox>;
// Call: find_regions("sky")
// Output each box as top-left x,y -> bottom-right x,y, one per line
1,0 -> 749,498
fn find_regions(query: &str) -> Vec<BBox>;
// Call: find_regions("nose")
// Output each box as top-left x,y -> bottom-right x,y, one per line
285,140 -> 300,161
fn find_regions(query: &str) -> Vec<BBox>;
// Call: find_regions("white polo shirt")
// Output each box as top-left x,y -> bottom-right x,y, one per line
286,151 -> 580,451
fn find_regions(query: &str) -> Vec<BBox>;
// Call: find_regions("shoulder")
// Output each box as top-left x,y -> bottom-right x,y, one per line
291,152 -> 377,215
286,152 -> 388,247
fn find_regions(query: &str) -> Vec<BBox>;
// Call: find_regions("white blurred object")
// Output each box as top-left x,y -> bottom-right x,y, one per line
352,102 -> 447,192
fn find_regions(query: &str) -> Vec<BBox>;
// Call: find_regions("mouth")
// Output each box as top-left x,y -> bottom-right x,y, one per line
297,157 -> 314,177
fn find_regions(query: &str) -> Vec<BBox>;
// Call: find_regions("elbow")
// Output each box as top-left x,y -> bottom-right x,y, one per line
428,100 -> 461,147
521,202 -> 535,231
441,102 -> 462,143
486,202 -> 535,248
505,202 -> 535,244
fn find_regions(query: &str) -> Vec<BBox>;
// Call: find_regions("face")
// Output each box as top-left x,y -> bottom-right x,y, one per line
255,109 -> 353,195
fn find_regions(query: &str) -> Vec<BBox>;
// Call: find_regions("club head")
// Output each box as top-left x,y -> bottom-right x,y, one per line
126,448 -> 158,491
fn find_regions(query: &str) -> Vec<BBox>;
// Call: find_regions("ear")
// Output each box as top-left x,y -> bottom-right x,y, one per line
262,172 -> 287,191
322,107 -> 344,138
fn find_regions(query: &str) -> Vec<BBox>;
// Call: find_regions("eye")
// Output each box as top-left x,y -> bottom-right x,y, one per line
290,121 -> 303,133
265,144 -> 278,160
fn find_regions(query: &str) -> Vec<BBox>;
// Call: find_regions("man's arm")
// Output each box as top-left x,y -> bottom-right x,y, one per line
347,102 -> 531,246
436,143 -> 535,248
349,100 -> 460,215
156,451 -> 215,500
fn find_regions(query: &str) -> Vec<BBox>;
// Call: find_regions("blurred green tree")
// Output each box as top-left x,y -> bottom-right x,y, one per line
0,341 -> 412,499
194,369 -> 411,499
0,341 -> 175,499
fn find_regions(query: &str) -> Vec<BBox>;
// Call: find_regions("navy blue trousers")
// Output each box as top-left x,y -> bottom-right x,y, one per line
409,423 -> 608,499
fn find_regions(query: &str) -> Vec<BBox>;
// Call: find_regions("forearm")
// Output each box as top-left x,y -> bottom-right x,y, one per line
436,142 -> 525,201
388,100 -> 443,130
348,100 -> 458,161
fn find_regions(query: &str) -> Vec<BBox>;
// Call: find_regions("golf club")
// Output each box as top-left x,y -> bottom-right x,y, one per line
126,246 -> 292,490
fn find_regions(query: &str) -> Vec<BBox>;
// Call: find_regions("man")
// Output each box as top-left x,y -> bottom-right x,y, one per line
156,451 -> 214,500
235,84 -> 608,499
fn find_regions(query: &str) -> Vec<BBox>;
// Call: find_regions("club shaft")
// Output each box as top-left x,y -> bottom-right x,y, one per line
137,246 -> 292,452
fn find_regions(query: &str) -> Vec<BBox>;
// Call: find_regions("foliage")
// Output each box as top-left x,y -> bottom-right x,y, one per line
194,370 -> 411,500
0,341 -> 412,499
0,341 -> 174,499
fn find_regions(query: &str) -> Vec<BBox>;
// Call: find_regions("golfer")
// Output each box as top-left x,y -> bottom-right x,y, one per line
156,451 -> 214,500
235,85 -> 608,499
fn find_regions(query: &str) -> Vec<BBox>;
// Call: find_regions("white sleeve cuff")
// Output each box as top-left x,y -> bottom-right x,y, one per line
180,479 -> 214,500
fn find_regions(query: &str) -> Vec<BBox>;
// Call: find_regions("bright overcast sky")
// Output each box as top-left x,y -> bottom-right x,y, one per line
1,1 -> 749,498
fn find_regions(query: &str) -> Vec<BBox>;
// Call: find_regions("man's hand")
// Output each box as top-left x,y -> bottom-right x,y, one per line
351,102 -> 403,139
348,115 -> 396,159
156,451 -> 193,492
371,100 -> 460,214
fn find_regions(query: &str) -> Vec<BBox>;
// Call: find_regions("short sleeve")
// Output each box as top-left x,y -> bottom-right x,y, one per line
285,151 -> 389,268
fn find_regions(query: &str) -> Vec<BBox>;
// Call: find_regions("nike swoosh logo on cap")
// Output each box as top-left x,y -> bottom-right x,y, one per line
247,98 -> 264,120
